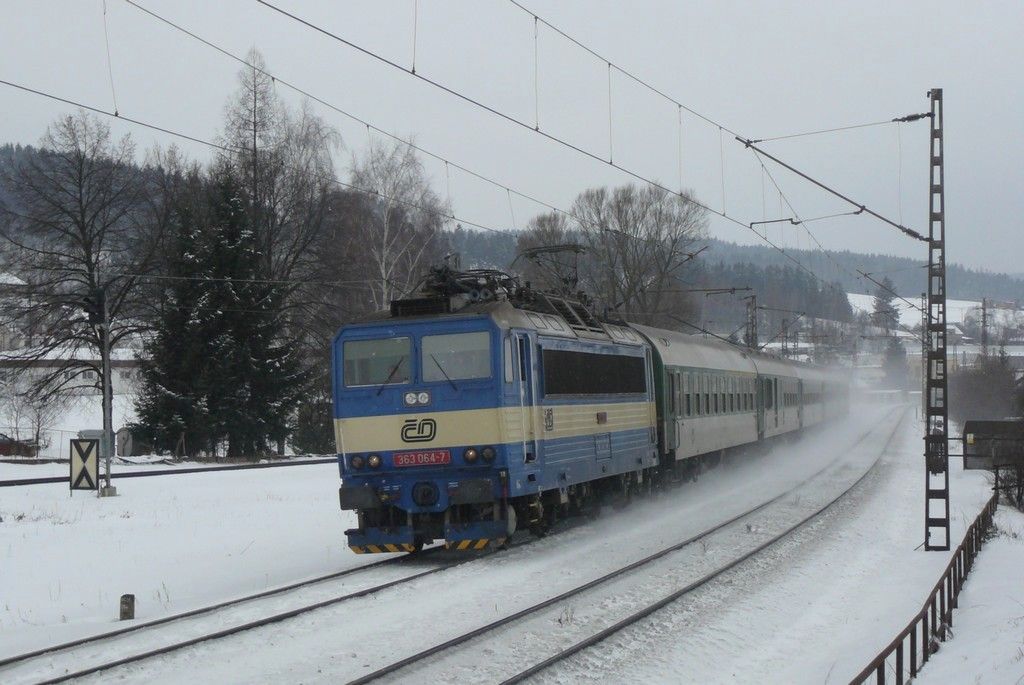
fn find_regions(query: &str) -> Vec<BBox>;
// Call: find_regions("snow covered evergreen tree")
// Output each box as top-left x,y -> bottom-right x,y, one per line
133,170 -> 213,456
135,166 -> 306,458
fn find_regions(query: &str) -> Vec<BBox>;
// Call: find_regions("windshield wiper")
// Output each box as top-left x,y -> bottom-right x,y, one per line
375,358 -> 405,396
430,354 -> 458,391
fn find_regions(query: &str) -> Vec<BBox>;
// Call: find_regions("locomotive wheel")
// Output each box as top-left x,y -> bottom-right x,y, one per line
529,521 -> 549,538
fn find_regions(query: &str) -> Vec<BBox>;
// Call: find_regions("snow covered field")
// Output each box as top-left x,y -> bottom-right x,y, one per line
847,292 -> 982,329
0,403 -> 1014,684
917,506 -> 1024,684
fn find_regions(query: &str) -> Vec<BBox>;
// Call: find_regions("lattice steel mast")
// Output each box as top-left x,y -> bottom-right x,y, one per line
924,88 -> 950,551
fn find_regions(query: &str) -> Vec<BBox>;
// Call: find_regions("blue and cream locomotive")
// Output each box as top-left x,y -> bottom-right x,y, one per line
333,268 -> 848,553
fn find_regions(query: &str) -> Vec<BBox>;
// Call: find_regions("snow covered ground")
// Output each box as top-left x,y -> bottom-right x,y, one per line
847,292 -> 981,329
917,506 -> 1024,684
0,403 -> 1014,684
0,462 -> 357,657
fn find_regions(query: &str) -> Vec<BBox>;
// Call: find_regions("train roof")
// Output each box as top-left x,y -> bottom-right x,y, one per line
345,299 -> 646,346
345,299 -> 842,382
629,321 -> 842,381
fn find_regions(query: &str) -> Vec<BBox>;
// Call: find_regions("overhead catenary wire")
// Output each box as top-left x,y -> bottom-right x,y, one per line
411,0 -> 419,74
748,147 -> 921,313
506,0 -> 740,137
740,138 -> 927,242
0,78 -> 520,244
119,0 -> 689,253
100,0 -> 120,115
746,118 -> 898,144
119,0 -> 586,235
508,0 -> 935,262
30,1 -> 915,332
253,0 -> 857,304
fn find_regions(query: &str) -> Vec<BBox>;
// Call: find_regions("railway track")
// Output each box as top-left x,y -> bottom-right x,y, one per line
0,457 -> 336,488
349,411 -> 907,684
0,546 -> 458,684
3,414 -> 900,684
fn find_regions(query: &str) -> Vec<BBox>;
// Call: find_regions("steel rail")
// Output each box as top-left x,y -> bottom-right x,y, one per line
0,457 -> 336,487
347,416 -> 893,684
0,550 -> 434,671
501,412 -> 908,684
7,534 -> 542,684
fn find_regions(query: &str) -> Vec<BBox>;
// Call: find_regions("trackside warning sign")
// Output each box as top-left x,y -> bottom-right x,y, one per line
70,439 -> 99,491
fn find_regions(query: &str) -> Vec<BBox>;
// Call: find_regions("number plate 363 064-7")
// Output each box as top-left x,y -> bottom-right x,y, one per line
392,450 -> 451,467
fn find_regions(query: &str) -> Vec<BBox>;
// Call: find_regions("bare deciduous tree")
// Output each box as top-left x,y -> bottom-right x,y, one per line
0,111 -> 166,401
514,211 -> 582,294
221,49 -> 341,286
518,184 -> 707,326
350,139 -> 448,309
1,373 -> 69,453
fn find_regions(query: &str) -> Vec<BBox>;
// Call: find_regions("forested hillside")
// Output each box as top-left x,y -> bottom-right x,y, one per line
449,227 -> 1024,303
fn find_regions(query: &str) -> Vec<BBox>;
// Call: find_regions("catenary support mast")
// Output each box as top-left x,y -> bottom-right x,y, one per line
924,88 -> 950,551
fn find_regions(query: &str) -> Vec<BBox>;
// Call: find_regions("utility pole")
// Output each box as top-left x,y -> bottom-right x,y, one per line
781,318 -> 789,357
98,285 -> 116,497
924,88 -> 949,551
981,297 -> 988,358
744,295 -> 758,349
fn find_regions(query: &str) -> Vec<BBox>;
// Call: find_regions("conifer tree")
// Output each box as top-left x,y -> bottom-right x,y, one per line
136,166 -> 307,458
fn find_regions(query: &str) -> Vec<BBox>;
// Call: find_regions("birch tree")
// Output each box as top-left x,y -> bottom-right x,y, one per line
350,139 -> 447,309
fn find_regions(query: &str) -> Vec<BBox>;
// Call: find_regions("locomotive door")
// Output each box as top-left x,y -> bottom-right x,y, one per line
514,332 -> 539,464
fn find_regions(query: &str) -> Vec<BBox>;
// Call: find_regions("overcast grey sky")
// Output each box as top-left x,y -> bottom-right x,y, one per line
2,1 -> 1022,276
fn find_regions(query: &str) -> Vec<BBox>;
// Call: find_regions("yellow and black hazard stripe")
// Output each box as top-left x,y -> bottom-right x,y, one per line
444,537 -> 506,551
349,543 -> 416,554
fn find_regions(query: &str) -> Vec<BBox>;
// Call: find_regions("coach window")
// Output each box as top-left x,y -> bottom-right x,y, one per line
669,373 -> 678,415
343,337 -> 411,387
422,331 -> 491,382
684,374 -> 692,417
704,375 -> 710,415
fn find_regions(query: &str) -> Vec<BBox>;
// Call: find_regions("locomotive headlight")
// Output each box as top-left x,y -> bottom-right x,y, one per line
481,446 -> 496,462
350,455 -> 366,469
417,391 -> 430,404
463,447 -> 479,463
404,392 -> 418,406
368,454 -> 382,468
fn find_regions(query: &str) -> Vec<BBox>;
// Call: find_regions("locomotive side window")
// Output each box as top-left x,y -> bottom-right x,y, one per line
542,349 -> 646,395
422,331 -> 491,382
343,337 -> 411,387
503,336 -> 514,383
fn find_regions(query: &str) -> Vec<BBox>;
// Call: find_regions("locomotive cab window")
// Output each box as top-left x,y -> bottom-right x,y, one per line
422,331 -> 491,382
343,337 -> 411,387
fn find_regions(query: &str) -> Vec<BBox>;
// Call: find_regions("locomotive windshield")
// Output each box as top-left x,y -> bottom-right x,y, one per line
422,331 -> 491,382
343,337 -> 411,386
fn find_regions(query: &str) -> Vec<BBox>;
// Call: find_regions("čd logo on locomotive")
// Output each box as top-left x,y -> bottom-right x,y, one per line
401,418 -> 437,443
